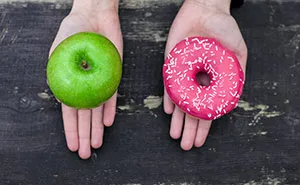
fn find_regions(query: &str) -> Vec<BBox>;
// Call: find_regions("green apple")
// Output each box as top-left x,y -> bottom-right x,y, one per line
47,32 -> 122,109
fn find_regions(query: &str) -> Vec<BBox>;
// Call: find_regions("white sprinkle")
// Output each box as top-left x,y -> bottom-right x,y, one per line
222,50 -> 226,55
215,46 -> 219,51
232,82 -> 238,89
203,43 -> 210,50
187,108 -> 191,112
201,94 -> 207,103
194,43 -> 201,50
175,79 -> 180,85
218,94 -> 226,98
230,91 -> 238,97
192,38 -> 205,44
206,97 -> 214,104
208,113 -> 212,118
227,56 -> 234,62
166,65 -> 174,74
197,87 -> 201,93
166,75 -> 172,80
175,49 -> 182,54
204,63 -> 209,71
217,105 -> 223,113
180,93 -> 187,100
228,72 -> 236,77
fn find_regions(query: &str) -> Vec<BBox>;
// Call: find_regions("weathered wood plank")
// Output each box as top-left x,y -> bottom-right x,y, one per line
0,1 -> 299,185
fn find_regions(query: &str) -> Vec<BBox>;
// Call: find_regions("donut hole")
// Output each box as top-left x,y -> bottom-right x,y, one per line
196,71 -> 211,87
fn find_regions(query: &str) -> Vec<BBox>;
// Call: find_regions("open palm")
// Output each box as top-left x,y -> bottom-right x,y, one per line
164,0 -> 247,150
49,10 -> 123,159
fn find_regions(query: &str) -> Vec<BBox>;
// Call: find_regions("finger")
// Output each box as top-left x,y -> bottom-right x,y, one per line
103,93 -> 117,127
169,106 -> 185,139
78,109 -> 92,159
181,115 -> 198,151
62,104 -> 79,152
164,89 -> 175,114
91,106 -> 104,149
194,119 -> 212,148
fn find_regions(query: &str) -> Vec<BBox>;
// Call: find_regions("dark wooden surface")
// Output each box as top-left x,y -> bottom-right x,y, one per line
0,1 -> 300,184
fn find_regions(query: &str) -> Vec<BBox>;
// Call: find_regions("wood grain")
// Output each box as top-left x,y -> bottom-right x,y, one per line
0,1 -> 299,184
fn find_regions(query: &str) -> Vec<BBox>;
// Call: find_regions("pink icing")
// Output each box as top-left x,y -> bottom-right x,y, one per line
163,36 -> 245,120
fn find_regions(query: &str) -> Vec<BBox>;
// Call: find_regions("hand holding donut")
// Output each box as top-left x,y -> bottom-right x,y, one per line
164,0 -> 248,150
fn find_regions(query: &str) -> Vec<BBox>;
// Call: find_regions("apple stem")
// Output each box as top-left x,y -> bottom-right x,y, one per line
81,61 -> 89,69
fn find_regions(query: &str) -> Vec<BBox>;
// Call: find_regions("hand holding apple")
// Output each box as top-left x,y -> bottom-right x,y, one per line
47,32 -> 122,109
48,0 -> 122,159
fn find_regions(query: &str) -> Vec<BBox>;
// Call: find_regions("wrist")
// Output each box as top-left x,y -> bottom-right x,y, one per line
71,0 -> 119,15
185,0 -> 231,14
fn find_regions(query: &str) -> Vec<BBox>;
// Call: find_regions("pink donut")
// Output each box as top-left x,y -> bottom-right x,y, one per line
163,36 -> 245,120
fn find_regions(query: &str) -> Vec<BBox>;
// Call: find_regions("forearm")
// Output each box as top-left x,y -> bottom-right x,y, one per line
72,0 -> 119,14
185,0 -> 231,13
